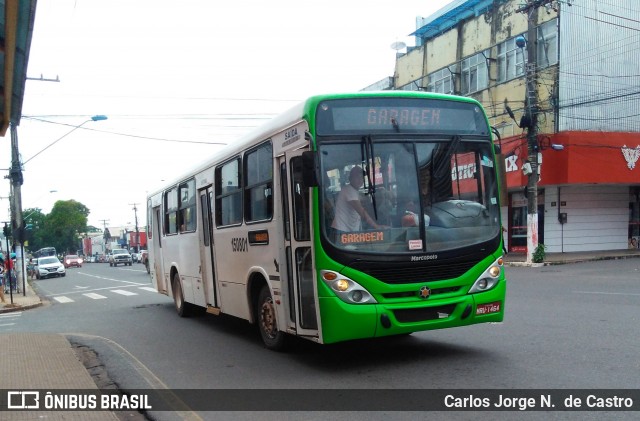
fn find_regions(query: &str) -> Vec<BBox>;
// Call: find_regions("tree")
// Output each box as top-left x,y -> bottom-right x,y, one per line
45,200 -> 90,254
23,208 -> 47,251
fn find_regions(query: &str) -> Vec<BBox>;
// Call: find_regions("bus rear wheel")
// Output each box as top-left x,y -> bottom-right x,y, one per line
172,273 -> 191,317
257,285 -> 287,351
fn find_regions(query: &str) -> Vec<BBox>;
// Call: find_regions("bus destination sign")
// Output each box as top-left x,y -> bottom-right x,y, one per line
317,98 -> 487,135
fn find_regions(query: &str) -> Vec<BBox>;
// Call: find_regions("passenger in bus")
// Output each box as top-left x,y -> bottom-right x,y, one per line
331,166 -> 386,234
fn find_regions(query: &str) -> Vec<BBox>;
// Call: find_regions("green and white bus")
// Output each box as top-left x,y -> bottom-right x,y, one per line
147,91 -> 506,350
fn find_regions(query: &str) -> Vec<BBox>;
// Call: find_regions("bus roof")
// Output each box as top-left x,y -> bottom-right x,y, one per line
147,91 -> 484,198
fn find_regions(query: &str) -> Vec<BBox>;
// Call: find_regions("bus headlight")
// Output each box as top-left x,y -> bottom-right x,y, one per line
321,270 -> 377,304
468,258 -> 503,294
333,279 -> 349,292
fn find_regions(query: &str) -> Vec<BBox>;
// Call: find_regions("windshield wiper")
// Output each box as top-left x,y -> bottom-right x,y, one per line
434,135 -> 462,179
362,135 -> 378,220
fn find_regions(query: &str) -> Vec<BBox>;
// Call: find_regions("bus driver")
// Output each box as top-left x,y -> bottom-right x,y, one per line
331,166 -> 385,234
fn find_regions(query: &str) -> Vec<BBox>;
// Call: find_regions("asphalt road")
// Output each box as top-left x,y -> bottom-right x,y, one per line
4,258 -> 639,420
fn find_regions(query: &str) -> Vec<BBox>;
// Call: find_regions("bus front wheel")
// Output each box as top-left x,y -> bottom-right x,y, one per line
257,285 -> 287,351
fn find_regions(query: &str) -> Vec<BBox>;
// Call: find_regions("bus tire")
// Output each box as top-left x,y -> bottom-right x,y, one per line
172,273 -> 192,317
257,285 -> 287,351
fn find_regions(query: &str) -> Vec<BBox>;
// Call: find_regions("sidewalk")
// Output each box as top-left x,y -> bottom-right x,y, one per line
0,283 -> 119,420
0,332 -> 119,420
0,279 -> 43,314
504,248 -> 640,266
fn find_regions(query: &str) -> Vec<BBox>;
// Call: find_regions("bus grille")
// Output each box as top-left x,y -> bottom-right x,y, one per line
351,259 -> 476,284
393,304 -> 457,323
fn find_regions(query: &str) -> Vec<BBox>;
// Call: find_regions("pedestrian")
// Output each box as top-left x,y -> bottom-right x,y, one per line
4,254 -> 15,293
0,255 -> 5,302
0,268 -> 5,303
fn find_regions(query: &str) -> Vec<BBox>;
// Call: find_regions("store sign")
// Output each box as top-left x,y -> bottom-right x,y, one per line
621,145 -> 640,170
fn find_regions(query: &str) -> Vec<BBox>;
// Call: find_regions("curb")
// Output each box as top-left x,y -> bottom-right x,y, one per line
0,300 -> 43,314
505,253 -> 640,267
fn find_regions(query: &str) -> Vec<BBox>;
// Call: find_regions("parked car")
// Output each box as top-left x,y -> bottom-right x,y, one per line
109,249 -> 132,266
35,256 -> 66,279
64,255 -> 83,268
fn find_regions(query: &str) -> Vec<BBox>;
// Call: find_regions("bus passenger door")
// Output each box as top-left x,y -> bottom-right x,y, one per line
280,151 -> 319,339
199,187 -> 219,308
151,206 -> 166,293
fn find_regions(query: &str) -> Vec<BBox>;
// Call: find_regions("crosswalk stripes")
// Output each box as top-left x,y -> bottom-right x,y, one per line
84,292 -> 107,300
51,286 -> 158,304
111,289 -> 137,296
0,312 -> 22,328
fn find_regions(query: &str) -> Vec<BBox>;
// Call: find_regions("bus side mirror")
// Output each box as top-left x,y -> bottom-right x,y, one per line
301,151 -> 319,188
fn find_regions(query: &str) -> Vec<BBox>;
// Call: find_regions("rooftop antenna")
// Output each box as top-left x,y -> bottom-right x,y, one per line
390,41 -> 407,52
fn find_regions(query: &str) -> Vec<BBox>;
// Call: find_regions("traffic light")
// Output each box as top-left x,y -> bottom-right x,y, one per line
2,224 -> 9,238
21,224 -> 34,243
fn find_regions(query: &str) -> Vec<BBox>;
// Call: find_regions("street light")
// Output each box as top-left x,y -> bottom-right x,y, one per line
22,189 -> 57,221
23,115 -> 108,165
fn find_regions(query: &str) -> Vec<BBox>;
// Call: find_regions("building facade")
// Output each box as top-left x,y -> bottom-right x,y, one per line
392,0 -> 640,253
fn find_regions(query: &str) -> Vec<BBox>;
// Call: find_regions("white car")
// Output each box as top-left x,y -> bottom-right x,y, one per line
109,249 -> 133,266
36,256 -> 66,279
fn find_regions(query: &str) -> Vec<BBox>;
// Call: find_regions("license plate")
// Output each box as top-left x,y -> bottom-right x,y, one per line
476,301 -> 501,315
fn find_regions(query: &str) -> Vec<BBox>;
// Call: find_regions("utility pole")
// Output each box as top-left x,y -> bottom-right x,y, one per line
516,0 -> 545,263
9,124 -> 26,295
129,203 -> 140,253
99,219 -> 110,255
8,75 -> 61,293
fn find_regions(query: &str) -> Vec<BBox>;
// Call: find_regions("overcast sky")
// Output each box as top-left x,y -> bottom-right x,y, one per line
3,0 -> 455,229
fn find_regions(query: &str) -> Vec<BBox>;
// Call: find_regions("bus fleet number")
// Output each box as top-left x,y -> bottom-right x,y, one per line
231,237 -> 248,252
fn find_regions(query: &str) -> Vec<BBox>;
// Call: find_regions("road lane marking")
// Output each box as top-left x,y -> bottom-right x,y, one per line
84,293 -> 107,300
77,272 -> 149,285
138,287 -> 157,292
53,296 -> 74,303
574,291 -> 640,296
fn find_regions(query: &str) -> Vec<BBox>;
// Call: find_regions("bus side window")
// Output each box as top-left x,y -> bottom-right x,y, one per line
179,179 -> 196,232
245,142 -> 273,223
215,158 -> 243,226
165,187 -> 178,235
291,157 -> 310,241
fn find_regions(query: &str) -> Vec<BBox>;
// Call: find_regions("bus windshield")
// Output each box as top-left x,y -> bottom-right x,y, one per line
320,138 -> 500,254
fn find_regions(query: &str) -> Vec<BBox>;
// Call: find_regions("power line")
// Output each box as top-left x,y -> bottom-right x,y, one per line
22,117 -> 230,146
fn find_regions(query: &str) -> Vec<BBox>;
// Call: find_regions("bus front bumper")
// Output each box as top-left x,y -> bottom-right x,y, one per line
319,281 -> 505,344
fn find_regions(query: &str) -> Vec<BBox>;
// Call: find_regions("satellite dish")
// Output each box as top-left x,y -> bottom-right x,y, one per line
390,41 -> 406,51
